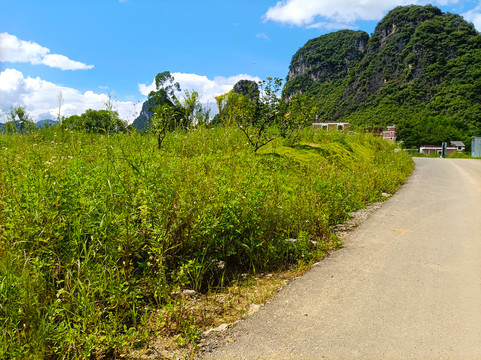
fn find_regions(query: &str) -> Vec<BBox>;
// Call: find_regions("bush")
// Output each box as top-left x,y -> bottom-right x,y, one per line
0,127 -> 413,358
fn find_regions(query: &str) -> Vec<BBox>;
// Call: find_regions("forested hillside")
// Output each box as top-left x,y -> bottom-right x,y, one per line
283,30 -> 369,101
285,5 -> 481,148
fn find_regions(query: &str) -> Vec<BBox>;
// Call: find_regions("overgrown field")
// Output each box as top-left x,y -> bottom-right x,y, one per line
0,126 -> 413,358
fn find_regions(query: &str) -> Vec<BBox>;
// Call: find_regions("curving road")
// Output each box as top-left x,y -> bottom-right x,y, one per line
200,158 -> 481,360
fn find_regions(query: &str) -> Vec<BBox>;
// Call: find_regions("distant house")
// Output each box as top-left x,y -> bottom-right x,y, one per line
382,125 -> 396,143
362,125 -> 396,142
313,122 -> 349,132
450,141 -> 466,152
419,141 -> 465,156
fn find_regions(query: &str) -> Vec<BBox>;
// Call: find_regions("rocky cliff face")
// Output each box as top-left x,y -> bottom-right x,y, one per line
287,31 -> 368,82
132,99 -> 156,131
283,30 -> 369,100
341,5 -> 449,105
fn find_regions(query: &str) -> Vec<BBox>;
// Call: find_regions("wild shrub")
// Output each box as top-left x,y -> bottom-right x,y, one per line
0,126 -> 413,358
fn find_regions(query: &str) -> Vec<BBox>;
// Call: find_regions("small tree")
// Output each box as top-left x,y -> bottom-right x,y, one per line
282,94 -> 318,144
8,105 -> 34,134
215,80 -> 261,128
148,71 -> 180,109
62,115 -> 82,130
151,104 -> 176,149
215,91 -> 238,127
216,78 -> 317,152
63,109 -> 124,133
176,90 -> 211,128
217,78 -> 286,152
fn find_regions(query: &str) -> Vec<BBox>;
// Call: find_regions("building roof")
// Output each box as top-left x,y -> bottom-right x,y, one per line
450,141 -> 465,147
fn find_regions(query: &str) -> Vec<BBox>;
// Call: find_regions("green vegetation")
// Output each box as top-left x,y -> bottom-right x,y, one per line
285,5 -> 481,149
283,30 -> 368,101
0,125 -> 413,358
217,78 -> 318,152
62,109 -> 127,133
0,106 -> 36,134
132,71 -> 211,132
0,22 -> 421,358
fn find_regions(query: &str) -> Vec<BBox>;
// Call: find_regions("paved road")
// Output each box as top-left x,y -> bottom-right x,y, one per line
201,158 -> 481,360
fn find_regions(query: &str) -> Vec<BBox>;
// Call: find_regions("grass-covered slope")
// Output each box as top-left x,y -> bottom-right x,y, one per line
0,127 -> 413,358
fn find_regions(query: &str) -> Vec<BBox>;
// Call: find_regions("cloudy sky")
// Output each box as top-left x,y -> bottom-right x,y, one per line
1,0 -> 480,123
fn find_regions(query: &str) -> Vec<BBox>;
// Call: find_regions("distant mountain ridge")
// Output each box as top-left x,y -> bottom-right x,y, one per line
36,119 -> 57,127
284,5 -> 481,148
0,119 -> 57,133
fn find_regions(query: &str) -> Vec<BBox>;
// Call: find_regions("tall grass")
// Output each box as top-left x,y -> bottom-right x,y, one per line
0,126 -> 413,358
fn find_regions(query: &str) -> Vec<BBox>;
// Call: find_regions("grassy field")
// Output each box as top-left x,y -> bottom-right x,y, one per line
0,126 -> 413,359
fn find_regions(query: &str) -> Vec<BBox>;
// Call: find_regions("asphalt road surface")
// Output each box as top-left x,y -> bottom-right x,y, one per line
200,158 -> 481,360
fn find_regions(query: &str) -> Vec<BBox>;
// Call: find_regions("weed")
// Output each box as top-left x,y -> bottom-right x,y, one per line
0,126 -> 413,358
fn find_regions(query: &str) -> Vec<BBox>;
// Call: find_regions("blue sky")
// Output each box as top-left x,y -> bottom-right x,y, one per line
1,0 -> 481,123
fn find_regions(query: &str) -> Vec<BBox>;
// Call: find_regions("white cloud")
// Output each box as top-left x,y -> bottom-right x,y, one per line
0,68 -> 141,123
263,0 -> 461,29
0,69 -> 262,125
463,4 -> 481,31
138,72 -> 262,105
0,32 -> 94,70
256,33 -> 270,40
